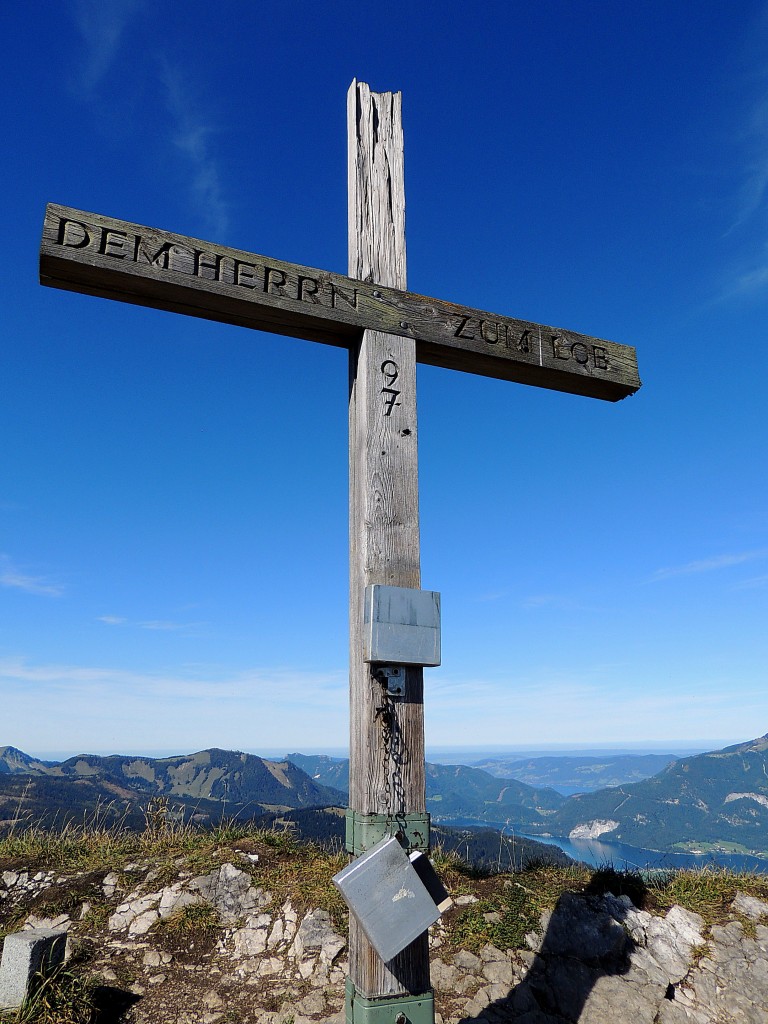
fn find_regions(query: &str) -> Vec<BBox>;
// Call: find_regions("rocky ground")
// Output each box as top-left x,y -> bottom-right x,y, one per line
1,834 -> 767,1023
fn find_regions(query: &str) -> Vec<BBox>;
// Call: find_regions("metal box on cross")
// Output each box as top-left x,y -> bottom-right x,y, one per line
363,585 -> 441,668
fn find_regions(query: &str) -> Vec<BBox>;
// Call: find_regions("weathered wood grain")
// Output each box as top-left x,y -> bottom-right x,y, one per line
347,80 -> 430,1001
40,203 -> 640,401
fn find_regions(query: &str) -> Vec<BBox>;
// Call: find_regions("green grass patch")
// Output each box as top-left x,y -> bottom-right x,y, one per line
646,868 -> 768,927
156,901 -> 219,936
444,863 -> 593,952
0,816 -> 303,875
258,845 -> 349,931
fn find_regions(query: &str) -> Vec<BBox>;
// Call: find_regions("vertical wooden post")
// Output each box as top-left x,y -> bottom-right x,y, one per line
347,79 -> 430,1003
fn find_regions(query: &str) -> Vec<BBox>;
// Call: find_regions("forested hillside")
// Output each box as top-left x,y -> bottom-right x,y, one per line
534,735 -> 768,856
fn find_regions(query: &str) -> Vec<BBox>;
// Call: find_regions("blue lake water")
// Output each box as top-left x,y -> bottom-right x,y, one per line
443,818 -> 768,873
514,832 -> 768,874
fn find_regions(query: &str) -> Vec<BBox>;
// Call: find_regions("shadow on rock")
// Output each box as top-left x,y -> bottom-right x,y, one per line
458,871 -> 650,1024
92,985 -> 142,1023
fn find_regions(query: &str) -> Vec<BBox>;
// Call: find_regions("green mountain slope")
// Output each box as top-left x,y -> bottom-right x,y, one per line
287,753 -> 564,825
0,748 -> 346,830
425,762 -> 563,822
0,745 -> 58,774
45,748 -> 346,808
0,773 -> 158,830
537,734 -> 768,856
287,753 -> 350,792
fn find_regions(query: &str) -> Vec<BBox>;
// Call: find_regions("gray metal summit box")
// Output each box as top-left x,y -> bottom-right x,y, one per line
363,585 -> 441,667
332,835 -> 450,963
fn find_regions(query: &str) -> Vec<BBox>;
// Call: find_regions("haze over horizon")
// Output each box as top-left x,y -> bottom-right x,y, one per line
9,738 -> 750,768
3,3 -> 768,753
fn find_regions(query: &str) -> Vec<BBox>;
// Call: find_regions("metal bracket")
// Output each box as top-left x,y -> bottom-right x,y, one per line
345,810 -> 430,856
346,978 -> 435,1024
374,664 -> 406,696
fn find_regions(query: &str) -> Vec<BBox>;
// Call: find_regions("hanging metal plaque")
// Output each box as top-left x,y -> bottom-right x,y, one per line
332,836 -> 449,962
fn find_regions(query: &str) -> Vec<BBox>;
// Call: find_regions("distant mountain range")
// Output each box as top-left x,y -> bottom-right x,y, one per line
469,753 -> 677,793
530,735 -> 768,857
287,753 -> 563,822
288,738 -> 768,859
0,746 -> 346,831
2,735 -> 767,859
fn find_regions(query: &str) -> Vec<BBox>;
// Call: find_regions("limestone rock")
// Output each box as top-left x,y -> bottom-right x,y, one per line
645,905 -> 705,983
189,863 -> 270,925
289,908 -> 345,965
102,872 -> 119,898
157,883 -> 204,920
732,891 -> 768,921
441,889 -> 767,1024
231,913 -> 271,957
454,949 -> 482,972
481,957 -> 516,987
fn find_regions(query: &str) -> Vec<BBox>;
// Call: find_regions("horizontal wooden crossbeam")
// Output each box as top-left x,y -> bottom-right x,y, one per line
40,204 -> 640,401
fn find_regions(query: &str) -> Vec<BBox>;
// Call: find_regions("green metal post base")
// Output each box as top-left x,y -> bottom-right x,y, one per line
345,977 -> 435,1024
345,809 -> 431,856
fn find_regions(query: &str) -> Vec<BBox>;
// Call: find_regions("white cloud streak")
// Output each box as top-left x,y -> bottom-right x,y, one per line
648,549 -> 768,582
97,615 -> 205,634
0,556 -> 63,597
424,669 -> 765,748
71,4 -> 230,236
721,22 -> 768,298
0,657 -> 344,706
0,656 -> 349,752
733,574 -> 768,590
159,60 -> 230,238
71,0 -> 144,95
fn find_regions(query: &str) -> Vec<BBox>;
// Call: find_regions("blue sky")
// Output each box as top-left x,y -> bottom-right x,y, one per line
2,1 -> 768,757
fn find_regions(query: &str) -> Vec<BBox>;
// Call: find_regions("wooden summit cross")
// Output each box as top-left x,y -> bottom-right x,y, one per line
39,81 -> 640,1023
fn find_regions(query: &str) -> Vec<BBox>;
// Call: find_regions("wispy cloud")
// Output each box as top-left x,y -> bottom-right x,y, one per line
648,549 -> 768,582
2,655 -> 760,753
730,123 -> 768,234
732,573 -> 768,590
0,657 -> 348,751
520,593 -> 597,611
70,5 -> 230,236
0,556 -> 63,597
721,259 -> 768,299
0,657 -> 344,702
717,12 -> 768,297
71,0 -> 144,96
474,589 -> 510,603
98,615 -> 206,634
425,668 -> 765,747
521,594 -> 556,608
473,587 -> 596,608
159,60 -> 230,238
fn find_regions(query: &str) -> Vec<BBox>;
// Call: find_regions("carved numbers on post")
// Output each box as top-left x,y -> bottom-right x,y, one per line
381,360 -> 401,416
